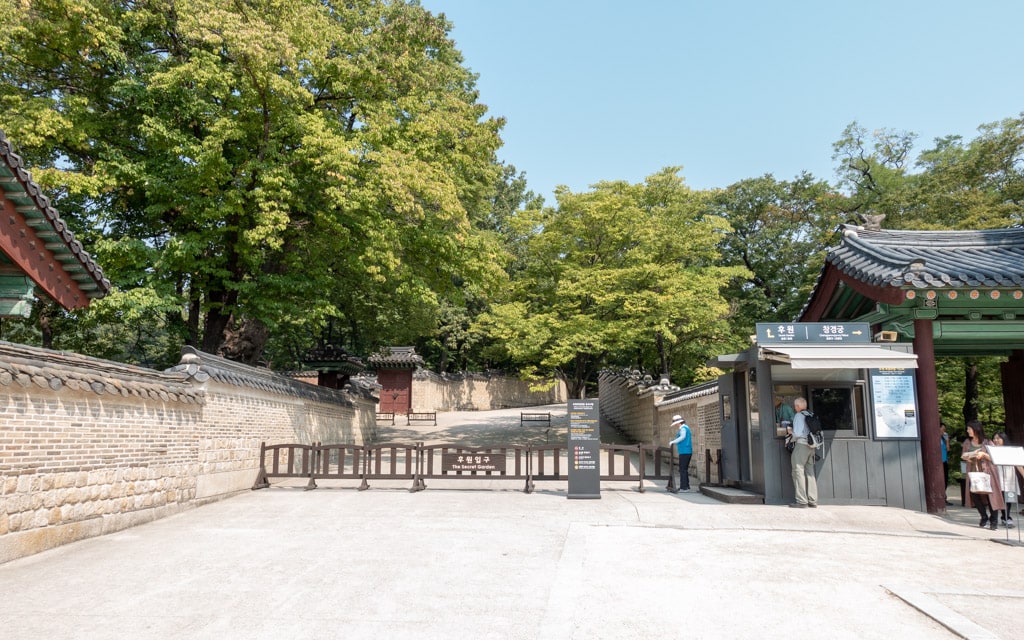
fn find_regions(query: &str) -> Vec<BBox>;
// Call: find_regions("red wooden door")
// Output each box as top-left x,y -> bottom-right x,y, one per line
377,369 -> 413,414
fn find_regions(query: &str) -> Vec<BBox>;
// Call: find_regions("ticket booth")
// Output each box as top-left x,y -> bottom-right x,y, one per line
712,322 -> 923,509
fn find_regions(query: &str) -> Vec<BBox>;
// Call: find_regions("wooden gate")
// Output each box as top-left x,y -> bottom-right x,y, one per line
377,369 -> 412,414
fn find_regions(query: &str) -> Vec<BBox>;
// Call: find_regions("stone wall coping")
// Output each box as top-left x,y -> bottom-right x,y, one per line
0,339 -> 201,403
167,346 -> 375,406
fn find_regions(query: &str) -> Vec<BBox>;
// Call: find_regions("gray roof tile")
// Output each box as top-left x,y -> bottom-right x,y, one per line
827,224 -> 1024,289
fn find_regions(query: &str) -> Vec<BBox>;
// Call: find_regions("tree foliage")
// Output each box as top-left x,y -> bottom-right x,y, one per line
0,0 -> 505,366
710,173 -> 844,336
477,169 -> 747,397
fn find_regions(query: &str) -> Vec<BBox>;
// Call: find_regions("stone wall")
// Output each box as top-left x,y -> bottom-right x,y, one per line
598,370 -> 721,486
409,370 -> 567,412
0,343 -> 375,563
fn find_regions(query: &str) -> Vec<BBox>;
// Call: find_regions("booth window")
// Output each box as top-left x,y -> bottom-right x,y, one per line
774,382 -> 867,437
809,383 -> 866,437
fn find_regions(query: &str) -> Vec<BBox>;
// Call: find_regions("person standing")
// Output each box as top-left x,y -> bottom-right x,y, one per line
668,415 -> 693,493
992,432 -> 1018,528
787,397 -> 818,508
962,420 -> 1003,530
940,423 -> 952,505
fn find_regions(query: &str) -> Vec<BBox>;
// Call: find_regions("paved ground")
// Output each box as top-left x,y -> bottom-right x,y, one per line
2,405 -> 1023,639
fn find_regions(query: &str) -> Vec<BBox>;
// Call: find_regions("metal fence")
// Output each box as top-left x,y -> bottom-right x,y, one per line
252,441 -> 717,493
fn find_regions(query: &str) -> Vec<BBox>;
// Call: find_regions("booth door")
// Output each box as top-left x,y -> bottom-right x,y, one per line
378,369 -> 412,414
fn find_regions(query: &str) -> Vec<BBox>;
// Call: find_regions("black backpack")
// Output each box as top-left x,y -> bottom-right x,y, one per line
804,411 -> 822,435
803,411 -> 824,451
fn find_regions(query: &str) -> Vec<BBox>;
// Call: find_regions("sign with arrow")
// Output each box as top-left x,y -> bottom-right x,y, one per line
756,322 -> 872,344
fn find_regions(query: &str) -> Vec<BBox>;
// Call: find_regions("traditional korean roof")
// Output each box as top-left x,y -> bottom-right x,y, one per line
826,225 -> 1024,290
798,224 -> 1024,355
302,343 -> 365,375
368,346 -> 424,370
0,129 -> 110,313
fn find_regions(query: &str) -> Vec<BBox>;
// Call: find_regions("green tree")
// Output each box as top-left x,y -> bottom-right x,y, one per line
710,173 -> 845,336
0,0 -> 504,365
478,169 -> 746,397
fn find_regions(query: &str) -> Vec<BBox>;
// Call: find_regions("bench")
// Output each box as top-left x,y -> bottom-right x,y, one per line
407,412 -> 437,426
521,412 -> 551,427
375,412 -> 395,426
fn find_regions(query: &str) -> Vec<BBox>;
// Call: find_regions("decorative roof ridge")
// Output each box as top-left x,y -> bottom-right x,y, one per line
844,224 -> 1024,247
0,129 -> 111,298
659,379 -> 719,403
166,346 -> 364,406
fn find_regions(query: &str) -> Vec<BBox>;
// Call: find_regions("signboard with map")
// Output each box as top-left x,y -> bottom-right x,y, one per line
870,368 -> 919,439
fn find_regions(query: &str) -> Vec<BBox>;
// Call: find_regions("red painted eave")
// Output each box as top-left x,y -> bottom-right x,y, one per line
799,262 -> 904,322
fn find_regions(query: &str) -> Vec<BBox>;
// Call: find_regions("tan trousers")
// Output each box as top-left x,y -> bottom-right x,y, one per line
791,440 -> 818,505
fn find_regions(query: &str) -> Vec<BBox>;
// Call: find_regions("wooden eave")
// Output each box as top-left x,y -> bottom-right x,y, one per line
0,130 -> 110,311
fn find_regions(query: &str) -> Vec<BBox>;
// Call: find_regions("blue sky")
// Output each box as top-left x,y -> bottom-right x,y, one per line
418,0 -> 1024,204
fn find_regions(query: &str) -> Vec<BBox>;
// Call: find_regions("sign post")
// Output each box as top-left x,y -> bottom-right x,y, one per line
568,399 -> 601,499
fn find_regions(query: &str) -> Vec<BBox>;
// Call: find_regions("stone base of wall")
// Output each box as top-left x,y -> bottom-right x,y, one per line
0,499 -> 197,564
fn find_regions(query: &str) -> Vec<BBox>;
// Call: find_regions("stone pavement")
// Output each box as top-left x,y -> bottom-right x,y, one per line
1,405 -> 1023,640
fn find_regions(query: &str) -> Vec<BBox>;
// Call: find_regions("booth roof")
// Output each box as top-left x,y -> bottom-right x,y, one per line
760,344 -> 918,370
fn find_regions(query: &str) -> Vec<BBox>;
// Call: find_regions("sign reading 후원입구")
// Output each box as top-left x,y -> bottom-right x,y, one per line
568,399 -> 600,499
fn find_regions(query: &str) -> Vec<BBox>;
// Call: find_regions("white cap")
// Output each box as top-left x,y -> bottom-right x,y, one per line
672,415 -> 684,423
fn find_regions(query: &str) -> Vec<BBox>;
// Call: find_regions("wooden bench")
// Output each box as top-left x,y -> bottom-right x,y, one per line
521,412 -> 551,427
407,412 -> 437,426
375,412 -> 395,426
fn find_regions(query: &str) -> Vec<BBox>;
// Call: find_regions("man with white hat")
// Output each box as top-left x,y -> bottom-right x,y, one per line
668,415 -> 693,492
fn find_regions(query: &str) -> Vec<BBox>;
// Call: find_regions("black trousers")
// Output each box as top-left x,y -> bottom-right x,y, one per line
678,453 -> 692,490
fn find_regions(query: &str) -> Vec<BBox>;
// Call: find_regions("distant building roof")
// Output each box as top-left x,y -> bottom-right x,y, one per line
368,346 -> 424,369
0,129 -> 110,315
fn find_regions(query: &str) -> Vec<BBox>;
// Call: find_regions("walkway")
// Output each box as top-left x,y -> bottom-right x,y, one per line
1,405 -> 1022,639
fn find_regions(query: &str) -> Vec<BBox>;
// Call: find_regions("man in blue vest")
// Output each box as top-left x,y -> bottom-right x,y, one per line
668,415 -> 694,492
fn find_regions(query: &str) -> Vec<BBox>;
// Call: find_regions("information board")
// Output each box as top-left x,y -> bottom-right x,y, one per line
870,368 -> 919,439
756,322 -> 871,344
568,399 -> 601,499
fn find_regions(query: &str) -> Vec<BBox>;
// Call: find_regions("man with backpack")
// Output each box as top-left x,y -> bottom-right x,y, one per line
786,397 -> 819,508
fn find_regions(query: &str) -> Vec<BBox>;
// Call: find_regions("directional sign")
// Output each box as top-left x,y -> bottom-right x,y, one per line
756,322 -> 871,344
568,399 -> 601,499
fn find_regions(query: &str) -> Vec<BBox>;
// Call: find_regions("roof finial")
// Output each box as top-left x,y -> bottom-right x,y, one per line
858,213 -> 886,231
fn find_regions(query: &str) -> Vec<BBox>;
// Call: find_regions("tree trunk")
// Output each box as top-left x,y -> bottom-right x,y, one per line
963,359 -> 979,424
656,331 -> 669,378
39,306 -> 53,350
220,316 -> 270,366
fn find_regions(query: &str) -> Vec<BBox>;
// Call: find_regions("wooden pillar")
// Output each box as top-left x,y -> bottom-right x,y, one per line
1002,350 -> 1024,445
914,318 -> 945,514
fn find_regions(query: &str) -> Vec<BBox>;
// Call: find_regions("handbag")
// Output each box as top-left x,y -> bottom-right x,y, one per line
968,471 -> 993,494
784,435 -> 795,454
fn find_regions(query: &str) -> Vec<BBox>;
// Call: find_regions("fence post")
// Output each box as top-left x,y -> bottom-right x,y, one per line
667,448 -> 678,493
252,441 -> 269,490
716,449 -> 723,485
305,443 -> 318,491
358,444 -> 370,491
412,442 -> 426,492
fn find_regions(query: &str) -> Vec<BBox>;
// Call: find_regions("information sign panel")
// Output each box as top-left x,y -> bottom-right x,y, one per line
756,322 -> 871,344
568,399 -> 601,499
870,368 -> 919,439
